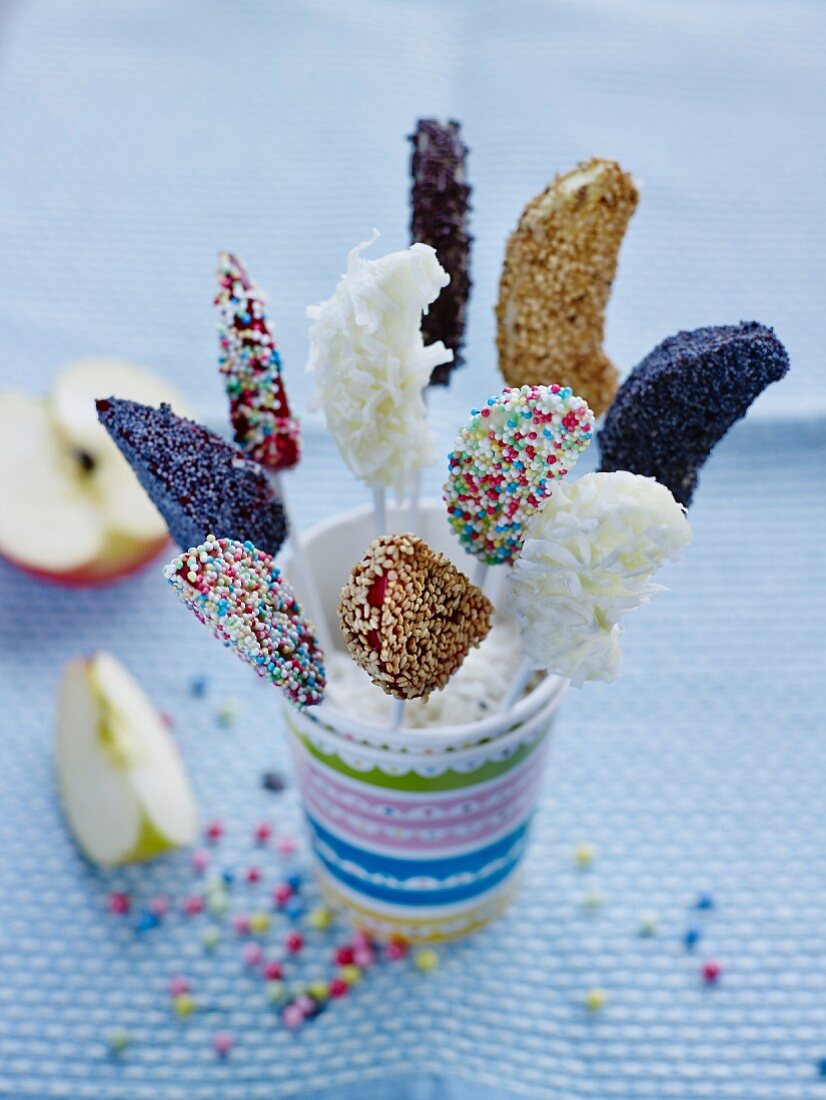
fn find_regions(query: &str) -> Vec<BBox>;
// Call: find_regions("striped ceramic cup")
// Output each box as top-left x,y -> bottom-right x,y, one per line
280,502 -> 567,943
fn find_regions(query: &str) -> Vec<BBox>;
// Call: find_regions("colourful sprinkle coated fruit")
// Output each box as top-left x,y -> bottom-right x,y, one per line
97,399 -> 287,556
338,534 -> 493,700
598,322 -> 790,506
409,118 -> 472,386
215,252 -> 300,472
163,535 -> 325,708
444,385 -> 593,565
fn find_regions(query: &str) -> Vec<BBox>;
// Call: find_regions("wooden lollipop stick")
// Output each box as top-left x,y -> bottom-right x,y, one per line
271,472 -> 335,659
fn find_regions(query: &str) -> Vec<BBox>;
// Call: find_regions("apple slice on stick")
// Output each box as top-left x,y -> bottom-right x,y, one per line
56,651 -> 198,867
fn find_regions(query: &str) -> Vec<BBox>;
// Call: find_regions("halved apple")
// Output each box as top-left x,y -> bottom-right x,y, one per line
56,651 -> 198,867
0,358 -> 189,585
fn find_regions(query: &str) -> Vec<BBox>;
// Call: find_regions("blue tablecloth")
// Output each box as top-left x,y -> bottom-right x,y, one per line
1,3 -> 825,1097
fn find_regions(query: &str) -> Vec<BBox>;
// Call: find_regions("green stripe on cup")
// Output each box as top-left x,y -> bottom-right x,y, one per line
291,724 -> 551,792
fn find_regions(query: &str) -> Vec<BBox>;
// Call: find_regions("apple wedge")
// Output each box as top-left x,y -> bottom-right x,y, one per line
56,652 -> 198,867
0,358 -> 189,586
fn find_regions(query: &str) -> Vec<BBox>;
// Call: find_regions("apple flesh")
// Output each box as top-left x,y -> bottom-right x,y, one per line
56,651 -> 198,867
0,359 -> 188,586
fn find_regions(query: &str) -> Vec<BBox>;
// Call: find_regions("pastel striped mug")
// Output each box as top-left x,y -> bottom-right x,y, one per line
281,502 -> 568,943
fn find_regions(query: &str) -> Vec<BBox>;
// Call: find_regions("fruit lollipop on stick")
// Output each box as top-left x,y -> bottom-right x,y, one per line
443,384 -> 593,589
409,119 -> 472,387
598,322 -> 790,506
306,232 -> 452,536
97,398 -> 287,556
496,158 -> 638,417
338,533 -> 493,729
501,471 -> 691,707
215,253 -> 332,656
215,252 -> 300,472
164,535 -> 325,709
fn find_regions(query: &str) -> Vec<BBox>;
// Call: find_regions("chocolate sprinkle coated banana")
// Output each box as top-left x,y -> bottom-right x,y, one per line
496,158 -> 638,417
338,534 -> 493,700
409,119 -> 472,386
598,322 -> 790,507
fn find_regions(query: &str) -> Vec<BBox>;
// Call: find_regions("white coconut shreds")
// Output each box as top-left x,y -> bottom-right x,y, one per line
306,232 -> 452,497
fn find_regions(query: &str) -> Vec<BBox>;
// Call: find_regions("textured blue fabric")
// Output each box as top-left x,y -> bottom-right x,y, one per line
0,3 -> 825,1098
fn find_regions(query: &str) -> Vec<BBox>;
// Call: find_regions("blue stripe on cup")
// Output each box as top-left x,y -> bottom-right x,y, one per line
304,814 -> 531,908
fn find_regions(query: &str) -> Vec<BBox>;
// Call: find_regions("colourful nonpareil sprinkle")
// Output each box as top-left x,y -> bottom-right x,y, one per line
282,1003 -> 305,1029
192,849 -> 210,874
206,890 -> 229,918
106,1027 -> 130,1055
107,892 -> 130,915
273,883 -> 293,908
248,912 -> 271,935
583,888 -> 604,912
202,926 -> 221,951
694,892 -> 715,911
205,821 -> 225,842
261,771 -> 286,793
173,993 -> 196,1017
266,980 -> 287,1004
243,943 -> 264,967
638,913 -> 659,937
444,385 -> 593,565
574,843 -> 596,869
135,911 -> 160,933
284,931 -> 304,955
215,252 -> 300,472
182,895 -> 204,916
189,674 -> 210,698
585,987 -> 607,1012
413,949 -> 439,973
263,961 -> 284,981
684,927 -> 701,950
216,701 -> 239,728
702,960 -> 722,984
338,964 -> 361,986
148,896 -> 170,918
168,976 -> 190,998
245,866 -> 261,885
307,906 -> 332,931
254,821 -> 273,844
163,535 -> 325,708
212,1031 -> 233,1058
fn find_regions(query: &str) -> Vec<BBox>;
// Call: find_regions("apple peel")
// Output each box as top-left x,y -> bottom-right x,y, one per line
56,652 -> 198,867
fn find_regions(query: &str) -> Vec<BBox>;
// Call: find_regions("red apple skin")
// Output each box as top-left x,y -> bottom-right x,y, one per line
1,534 -> 171,588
